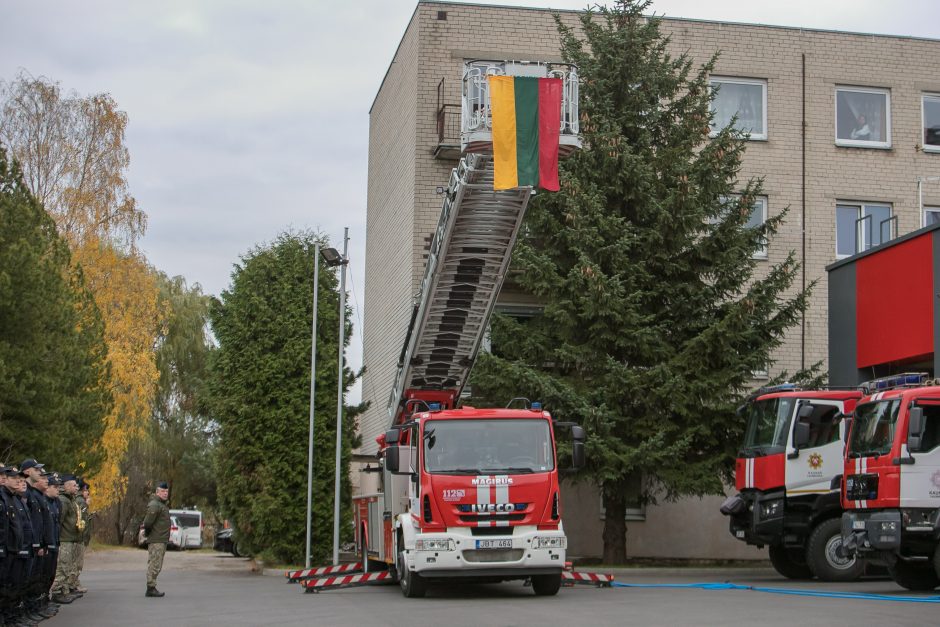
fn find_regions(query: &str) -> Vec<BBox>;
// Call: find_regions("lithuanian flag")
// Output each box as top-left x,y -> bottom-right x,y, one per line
488,75 -> 563,191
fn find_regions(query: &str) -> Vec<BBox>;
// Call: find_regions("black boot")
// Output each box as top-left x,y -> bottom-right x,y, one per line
145,587 -> 165,598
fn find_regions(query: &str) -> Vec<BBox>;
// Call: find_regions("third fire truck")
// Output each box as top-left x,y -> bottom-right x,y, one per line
721,385 -> 864,581
840,373 -> 940,591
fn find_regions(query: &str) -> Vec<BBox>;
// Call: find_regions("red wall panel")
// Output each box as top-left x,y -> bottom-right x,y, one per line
855,234 -> 933,368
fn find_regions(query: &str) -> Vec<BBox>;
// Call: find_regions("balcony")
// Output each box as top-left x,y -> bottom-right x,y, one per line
434,60 -> 581,160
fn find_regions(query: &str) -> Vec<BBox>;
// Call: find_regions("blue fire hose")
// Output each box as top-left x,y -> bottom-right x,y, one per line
611,581 -> 940,604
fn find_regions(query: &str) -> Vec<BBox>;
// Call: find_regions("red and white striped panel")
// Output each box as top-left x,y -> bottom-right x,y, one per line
286,562 -> 362,582
562,571 -> 614,585
301,570 -> 391,591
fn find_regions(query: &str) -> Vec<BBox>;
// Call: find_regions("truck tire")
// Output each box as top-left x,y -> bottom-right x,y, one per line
888,559 -> 940,591
806,518 -> 863,582
768,545 -> 812,579
398,549 -> 427,598
531,574 -> 561,596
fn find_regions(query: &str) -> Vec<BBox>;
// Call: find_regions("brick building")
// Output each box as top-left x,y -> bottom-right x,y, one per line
358,1 -> 940,560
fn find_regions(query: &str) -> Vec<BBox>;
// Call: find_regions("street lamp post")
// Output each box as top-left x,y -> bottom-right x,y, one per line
304,243 -> 320,569
332,228 -> 349,566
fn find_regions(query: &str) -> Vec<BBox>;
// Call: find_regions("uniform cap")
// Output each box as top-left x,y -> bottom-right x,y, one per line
20,459 -> 44,471
60,474 -> 77,483
157,481 -> 169,490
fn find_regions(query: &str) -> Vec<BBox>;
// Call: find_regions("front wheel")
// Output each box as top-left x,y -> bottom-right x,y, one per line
398,549 -> 427,598
768,544 -> 812,580
889,559 -> 940,591
530,574 -> 561,596
806,518 -> 864,582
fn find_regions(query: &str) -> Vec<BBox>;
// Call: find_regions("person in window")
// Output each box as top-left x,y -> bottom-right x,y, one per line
850,114 -> 872,141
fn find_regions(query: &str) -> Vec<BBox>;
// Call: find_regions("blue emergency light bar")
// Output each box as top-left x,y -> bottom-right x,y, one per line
858,372 -> 929,395
428,402 -> 442,412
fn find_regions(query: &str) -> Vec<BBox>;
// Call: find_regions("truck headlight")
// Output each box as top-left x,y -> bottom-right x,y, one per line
533,536 -> 566,549
414,538 -> 455,552
878,521 -> 897,532
759,499 -> 783,520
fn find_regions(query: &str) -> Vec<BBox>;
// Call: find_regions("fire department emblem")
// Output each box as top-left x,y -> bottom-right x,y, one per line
931,470 -> 940,490
808,453 -> 823,470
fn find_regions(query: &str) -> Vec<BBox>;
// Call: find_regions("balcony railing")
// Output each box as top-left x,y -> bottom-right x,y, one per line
461,60 -> 581,156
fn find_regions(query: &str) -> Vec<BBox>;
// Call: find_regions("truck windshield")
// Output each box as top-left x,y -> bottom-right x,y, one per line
848,399 -> 901,458
741,397 -> 795,455
423,419 -> 554,474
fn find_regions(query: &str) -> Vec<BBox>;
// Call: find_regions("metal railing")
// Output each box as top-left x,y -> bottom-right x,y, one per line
461,60 -> 580,138
437,104 -> 461,145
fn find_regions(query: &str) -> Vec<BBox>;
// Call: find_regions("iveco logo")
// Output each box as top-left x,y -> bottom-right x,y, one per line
469,503 -> 517,513
471,477 -> 513,486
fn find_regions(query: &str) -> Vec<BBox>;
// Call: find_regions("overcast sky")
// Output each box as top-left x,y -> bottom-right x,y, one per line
2,0 -> 938,403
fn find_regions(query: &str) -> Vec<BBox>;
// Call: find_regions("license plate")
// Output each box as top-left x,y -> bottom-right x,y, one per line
475,539 -> 512,549
735,530 -> 745,539
852,520 -> 865,530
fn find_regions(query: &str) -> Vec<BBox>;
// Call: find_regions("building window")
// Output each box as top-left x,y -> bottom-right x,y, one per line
599,473 -> 646,521
710,77 -> 767,140
718,195 -> 768,258
925,206 -> 940,228
836,202 -> 892,258
924,94 -> 940,152
835,87 -> 890,148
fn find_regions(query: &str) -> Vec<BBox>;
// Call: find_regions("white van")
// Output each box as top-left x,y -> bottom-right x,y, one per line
169,509 -> 203,549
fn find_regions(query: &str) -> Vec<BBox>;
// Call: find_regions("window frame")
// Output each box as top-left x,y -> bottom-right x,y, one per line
835,201 -> 893,259
922,93 -> 940,153
924,206 -> 940,228
834,86 -> 891,149
709,76 -> 768,141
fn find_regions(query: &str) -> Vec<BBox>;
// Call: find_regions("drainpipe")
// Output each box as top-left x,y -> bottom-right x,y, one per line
801,53 -> 807,372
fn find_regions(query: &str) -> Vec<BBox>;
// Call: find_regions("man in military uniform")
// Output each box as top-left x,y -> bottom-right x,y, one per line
5,467 -> 36,627
41,474 -> 61,618
22,460 -> 58,622
49,476 -> 81,605
72,478 -> 90,595
142,482 -> 170,597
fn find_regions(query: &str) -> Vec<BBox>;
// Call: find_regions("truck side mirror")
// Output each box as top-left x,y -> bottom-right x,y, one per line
385,445 -> 400,474
571,441 -> 585,470
571,425 -> 585,442
908,407 -> 925,452
792,421 -> 810,450
797,403 -> 815,421
385,428 -> 401,444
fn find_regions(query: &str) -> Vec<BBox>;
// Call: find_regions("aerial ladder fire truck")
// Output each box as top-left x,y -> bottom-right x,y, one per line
840,373 -> 940,591
721,384 -> 865,581
321,60 -> 584,598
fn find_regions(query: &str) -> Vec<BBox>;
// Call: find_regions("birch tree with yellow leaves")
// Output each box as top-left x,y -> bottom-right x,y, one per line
1,71 -> 163,512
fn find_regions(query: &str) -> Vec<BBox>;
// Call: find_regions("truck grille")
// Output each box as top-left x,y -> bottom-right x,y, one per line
462,549 -> 525,563
459,514 -> 524,523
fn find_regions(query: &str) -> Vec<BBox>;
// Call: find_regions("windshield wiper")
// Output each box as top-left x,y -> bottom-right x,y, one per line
849,450 -> 883,459
482,467 -> 535,474
435,468 -> 480,475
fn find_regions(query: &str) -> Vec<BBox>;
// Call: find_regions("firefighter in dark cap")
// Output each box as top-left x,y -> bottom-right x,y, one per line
142,482 -> 170,597
21,459 -> 55,622
4,466 -> 35,626
0,466 -> 27,626
42,473 -> 62,617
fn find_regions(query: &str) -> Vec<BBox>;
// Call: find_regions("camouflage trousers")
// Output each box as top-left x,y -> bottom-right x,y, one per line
75,543 -> 86,588
146,543 -> 166,588
50,542 -> 80,594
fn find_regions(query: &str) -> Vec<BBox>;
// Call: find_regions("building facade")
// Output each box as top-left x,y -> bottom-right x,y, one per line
359,0 -> 940,560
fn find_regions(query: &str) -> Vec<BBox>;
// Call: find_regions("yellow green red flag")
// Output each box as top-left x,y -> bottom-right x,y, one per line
488,75 -> 563,191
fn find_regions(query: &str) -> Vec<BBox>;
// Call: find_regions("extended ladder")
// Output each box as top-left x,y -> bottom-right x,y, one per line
386,153 -> 532,426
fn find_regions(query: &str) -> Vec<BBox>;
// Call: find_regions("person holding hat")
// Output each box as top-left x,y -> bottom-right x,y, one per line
142,482 -> 170,597
49,476 -> 81,605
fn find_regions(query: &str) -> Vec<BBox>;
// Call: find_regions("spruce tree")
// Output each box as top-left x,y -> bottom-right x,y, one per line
209,231 -> 365,564
470,1 -> 810,563
0,145 -> 111,470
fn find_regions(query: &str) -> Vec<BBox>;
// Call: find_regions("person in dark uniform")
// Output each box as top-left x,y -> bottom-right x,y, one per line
21,460 -> 50,623
0,466 -> 21,627
6,467 -> 35,627
41,474 -> 61,618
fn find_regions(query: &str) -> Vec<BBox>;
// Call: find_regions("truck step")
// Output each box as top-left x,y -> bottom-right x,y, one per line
301,570 -> 392,593
286,562 -> 363,583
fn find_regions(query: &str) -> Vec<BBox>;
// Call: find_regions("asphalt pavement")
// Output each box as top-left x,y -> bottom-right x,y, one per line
49,548 -> 940,626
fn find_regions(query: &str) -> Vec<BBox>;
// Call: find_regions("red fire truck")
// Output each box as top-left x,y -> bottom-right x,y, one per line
352,60 -> 584,597
721,385 -> 864,581
840,373 -> 940,591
